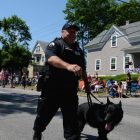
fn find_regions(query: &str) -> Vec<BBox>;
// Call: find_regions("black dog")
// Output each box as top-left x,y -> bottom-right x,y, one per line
77,97 -> 123,140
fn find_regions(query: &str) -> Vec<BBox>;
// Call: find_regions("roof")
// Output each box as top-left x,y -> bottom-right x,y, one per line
84,30 -> 108,49
121,44 -> 140,53
32,40 -> 49,53
85,21 -> 140,49
120,21 -> 140,39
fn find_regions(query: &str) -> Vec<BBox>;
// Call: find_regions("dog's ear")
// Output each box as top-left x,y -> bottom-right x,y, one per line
119,100 -> 122,107
107,97 -> 111,104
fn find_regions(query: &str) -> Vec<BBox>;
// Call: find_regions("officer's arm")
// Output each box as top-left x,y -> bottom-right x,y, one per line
48,56 -> 82,77
48,55 -> 70,69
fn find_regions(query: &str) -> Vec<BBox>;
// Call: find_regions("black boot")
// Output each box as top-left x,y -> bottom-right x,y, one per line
33,131 -> 42,140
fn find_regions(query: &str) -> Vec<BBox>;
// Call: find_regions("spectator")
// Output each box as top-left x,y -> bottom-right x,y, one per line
117,81 -> 124,98
90,77 -> 98,92
78,79 -> 85,91
137,74 -> 140,93
10,73 -> 16,88
106,79 -> 115,93
108,80 -> 118,98
1,70 -> 6,88
126,72 -> 132,95
87,73 -> 92,84
93,78 -> 104,93
21,73 -> 27,89
94,72 -> 98,79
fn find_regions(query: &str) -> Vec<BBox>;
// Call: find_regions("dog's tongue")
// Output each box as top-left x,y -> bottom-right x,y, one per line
105,122 -> 112,131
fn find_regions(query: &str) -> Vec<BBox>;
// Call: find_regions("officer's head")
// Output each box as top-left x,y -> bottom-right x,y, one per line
61,22 -> 79,44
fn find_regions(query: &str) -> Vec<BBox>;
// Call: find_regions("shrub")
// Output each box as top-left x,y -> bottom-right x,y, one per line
100,74 -> 139,83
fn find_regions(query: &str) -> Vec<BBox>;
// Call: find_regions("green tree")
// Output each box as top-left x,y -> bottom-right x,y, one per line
0,15 -> 32,72
63,0 -> 140,46
0,49 -> 2,70
64,0 -> 116,46
115,0 -> 140,26
1,45 -> 32,72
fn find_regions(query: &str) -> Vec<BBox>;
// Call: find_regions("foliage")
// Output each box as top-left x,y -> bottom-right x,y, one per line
63,0 -> 140,46
64,0 -> 116,45
101,73 -> 139,82
0,15 -> 32,72
0,45 -> 32,71
115,0 -> 140,25
0,49 -> 2,69
0,15 -> 31,49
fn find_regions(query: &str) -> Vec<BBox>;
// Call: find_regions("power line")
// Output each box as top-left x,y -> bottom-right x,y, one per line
87,28 -> 140,46
84,22 -> 140,42
31,21 -> 140,41
32,26 -> 60,39
30,21 -> 65,46
29,19 -> 140,49
31,20 -> 64,34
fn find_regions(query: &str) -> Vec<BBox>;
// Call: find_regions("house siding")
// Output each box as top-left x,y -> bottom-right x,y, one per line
87,34 -> 131,76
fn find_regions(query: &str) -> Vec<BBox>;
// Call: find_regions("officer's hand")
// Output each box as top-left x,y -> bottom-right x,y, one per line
66,64 -> 83,77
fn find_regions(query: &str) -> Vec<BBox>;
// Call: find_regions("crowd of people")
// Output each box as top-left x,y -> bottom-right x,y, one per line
0,69 -> 38,89
1,68 -> 140,97
79,72 -> 140,98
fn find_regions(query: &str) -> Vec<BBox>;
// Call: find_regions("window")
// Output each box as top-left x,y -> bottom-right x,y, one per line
111,35 -> 117,47
36,46 -> 40,52
125,56 -> 131,69
95,59 -> 101,70
36,56 -> 40,62
110,57 -> 117,70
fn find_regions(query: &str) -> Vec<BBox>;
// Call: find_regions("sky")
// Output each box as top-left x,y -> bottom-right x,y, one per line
0,0 -> 130,51
0,0 -> 67,51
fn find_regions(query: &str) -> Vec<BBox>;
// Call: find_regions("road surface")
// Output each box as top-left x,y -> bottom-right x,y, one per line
0,87 -> 140,140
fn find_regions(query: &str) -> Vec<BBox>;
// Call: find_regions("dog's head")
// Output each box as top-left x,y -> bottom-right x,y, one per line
104,97 -> 123,132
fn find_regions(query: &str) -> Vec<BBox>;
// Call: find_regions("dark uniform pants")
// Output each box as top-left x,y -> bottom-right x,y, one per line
33,91 -> 80,140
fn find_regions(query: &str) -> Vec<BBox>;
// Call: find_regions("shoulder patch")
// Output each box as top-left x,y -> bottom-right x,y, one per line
48,42 -> 55,49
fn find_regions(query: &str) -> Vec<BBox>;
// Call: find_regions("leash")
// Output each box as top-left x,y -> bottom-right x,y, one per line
82,71 -> 103,107
87,91 -> 103,107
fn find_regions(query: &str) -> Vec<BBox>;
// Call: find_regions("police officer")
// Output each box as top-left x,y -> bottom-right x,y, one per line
33,22 -> 89,140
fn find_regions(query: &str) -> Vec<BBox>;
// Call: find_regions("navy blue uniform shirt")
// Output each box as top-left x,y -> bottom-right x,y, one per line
45,38 -> 86,90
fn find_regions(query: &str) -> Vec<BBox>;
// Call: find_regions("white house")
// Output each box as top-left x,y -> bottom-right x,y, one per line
28,40 -> 48,78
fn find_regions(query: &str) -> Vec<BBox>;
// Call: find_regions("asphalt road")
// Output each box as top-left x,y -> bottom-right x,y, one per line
0,87 -> 140,140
